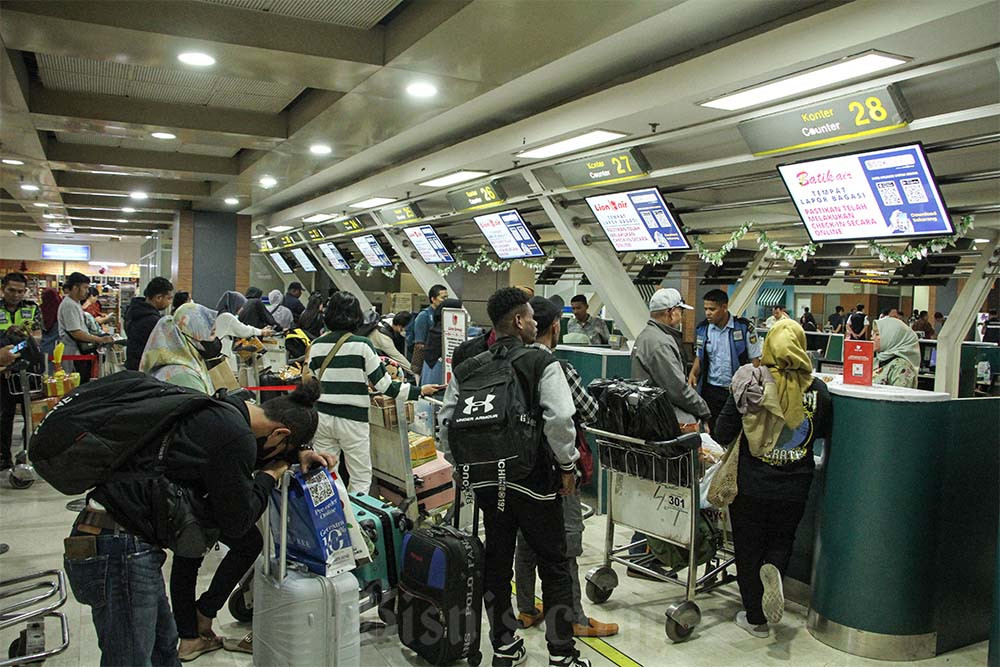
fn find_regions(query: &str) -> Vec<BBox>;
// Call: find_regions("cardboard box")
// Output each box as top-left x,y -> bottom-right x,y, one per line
368,399 -> 415,428
44,373 -> 79,398
387,292 -> 421,314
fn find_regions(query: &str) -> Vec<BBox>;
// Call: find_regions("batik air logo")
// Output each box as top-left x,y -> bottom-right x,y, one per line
796,169 -> 854,186
462,393 -> 495,416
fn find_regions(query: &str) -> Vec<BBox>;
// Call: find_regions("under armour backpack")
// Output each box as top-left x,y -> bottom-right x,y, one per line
30,371 -> 222,495
447,345 -> 548,485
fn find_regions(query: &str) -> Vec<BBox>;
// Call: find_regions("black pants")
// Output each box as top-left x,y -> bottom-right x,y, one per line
701,383 -> 730,434
0,374 -> 16,466
729,494 -> 806,625
476,488 -> 575,657
75,359 -> 93,384
169,527 -> 263,639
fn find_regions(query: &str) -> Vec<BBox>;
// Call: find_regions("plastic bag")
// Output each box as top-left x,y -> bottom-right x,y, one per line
591,379 -> 681,442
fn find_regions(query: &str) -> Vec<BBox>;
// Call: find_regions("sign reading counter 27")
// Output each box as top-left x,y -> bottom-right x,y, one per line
739,85 -> 911,157
554,148 -> 650,189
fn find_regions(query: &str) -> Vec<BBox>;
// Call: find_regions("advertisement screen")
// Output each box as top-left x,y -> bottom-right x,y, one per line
269,253 -> 293,275
584,187 -> 691,252
352,234 -> 393,268
473,209 -> 544,259
777,143 -> 953,242
405,225 -> 455,264
41,243 -> 91,261
290,248 -> 316,272
317,242 -> 351,271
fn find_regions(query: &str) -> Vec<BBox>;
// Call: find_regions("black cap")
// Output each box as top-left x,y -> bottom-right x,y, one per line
288,282 -> 303,291
64,272 -> 90,289
530,296 -> 562,333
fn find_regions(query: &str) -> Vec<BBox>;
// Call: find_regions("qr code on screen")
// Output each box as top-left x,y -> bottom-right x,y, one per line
900,178 -> 929,204
875,181 -> 903,206
305,473 -> 335,507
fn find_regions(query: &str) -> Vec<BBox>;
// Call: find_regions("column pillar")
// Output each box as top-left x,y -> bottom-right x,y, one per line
379,229 -> 457,298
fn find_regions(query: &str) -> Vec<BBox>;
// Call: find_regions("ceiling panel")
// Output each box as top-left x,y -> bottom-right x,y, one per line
194,0 -> 403,29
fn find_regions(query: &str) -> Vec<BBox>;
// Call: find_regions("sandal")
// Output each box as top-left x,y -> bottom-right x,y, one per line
222,632 -> 253,654
178,636 -> 223,662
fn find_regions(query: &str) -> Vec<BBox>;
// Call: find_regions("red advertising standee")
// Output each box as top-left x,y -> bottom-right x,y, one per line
844,340 -> 874,386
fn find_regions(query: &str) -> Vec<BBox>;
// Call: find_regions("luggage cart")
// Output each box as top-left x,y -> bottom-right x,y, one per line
0,570 -> 70,666
583,428 -> 736,642
2,361 -> 43,490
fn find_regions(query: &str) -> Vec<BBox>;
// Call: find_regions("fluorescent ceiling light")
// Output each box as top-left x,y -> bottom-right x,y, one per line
267,225 -> 294,233
129,191 -> 148,200
20,184 -> 39,191
419,170 -> 489,188
839,261 -> 850,267
350,197 -> 396,209
2,159 -> 24,166
151,132 -> 176,140
178,52 -> 215,67
973,238 -> 990,243
224,197 -> 239,205
700,51 -> 909,111
251,233 -> 264,239
88,261 -> 127,267
516,130 -> 627,159
76,192 -> 128,197
122,207 -> 136,213
88,170 -> 137,176
303,213 -> 336,223
118,218 -> 128,222
309,144 -> 332,155
33,203 -> 49,208
42,213 -> 64,219
406,82 -> 437,98
259,175 -> 277,189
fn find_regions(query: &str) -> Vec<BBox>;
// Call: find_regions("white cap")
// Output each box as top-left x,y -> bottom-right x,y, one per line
649,288 -> 693,312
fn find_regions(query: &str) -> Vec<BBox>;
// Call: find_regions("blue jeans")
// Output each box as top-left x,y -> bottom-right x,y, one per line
421,360 -> 444,385
64,528 -> 180,667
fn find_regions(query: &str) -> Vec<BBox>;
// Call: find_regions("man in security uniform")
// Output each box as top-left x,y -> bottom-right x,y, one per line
687,289 -> 761,433
1,272 -> 41,469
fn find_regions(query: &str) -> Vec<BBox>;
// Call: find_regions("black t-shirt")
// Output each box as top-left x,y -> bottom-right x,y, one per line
849,311 -> 867,334
714,377 -> 832,502
827,313 -> 844,331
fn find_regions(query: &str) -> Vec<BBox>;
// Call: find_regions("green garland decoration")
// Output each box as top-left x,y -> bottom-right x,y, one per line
444,246 -> 557,274
866,215 -> 975,265
757,230 -> 818,264
353,258 -> 400,278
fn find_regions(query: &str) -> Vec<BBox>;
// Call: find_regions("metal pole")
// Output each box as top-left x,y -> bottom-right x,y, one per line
379,229 -> 456,300
727,249 -> 773,318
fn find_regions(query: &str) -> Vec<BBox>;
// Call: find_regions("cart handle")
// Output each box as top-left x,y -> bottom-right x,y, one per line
583,426 -> 702,452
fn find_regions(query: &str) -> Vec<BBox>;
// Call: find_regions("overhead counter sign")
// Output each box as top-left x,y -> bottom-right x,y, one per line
447,180 -> 506,212
553,148 -> 650,189
332,217 -> 364,234
305,228 -> 325,242
739,85 -> 911,157
585,187 -> 691,252
379,203 -> 423,225
279,234 -> 298,247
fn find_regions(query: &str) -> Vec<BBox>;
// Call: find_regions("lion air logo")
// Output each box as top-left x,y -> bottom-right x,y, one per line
462,393 -> 496,416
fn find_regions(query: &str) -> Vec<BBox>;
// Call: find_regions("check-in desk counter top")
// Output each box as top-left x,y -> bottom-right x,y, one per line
554,345 -> 633,384
808,376 -> 999,661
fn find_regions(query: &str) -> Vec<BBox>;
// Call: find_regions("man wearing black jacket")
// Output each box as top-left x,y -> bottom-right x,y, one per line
124,277 -> 174,370
63,381 -> 332,666
281,282 -> 305,323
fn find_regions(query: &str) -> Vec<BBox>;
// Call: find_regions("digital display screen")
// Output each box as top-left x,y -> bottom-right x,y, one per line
317,242 -> 351,271
473,209 -> 544,259
269,253 -> 293,275
405,225 -> 455,264
777,142 -> 953,242
584,187 -> 690,252
290,248 -> 316,272
41,243 -> 91,261
352,234 -> 393,268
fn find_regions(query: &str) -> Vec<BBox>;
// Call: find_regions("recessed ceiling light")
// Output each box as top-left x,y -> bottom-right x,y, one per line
699,51 -> 910,111
840,261 -> 851,267
259,176 -> 277,189
2,159 -> 24,166
516,130 -> 627,159
177,52 -> 215,67
151,132 -> 176,140
129,191 -> 148,200
267,225 -> 294,233
309,144 -> 332,155
224,197 -> 239,205
118,218 -> 128,223
406,81 -> 437,98
33,202 -> 49,208
419,170 -> 489,188
20,184 -> 39,191
303,213 -> 336,223
350,197 -> 396,209
122,207 -> 136,213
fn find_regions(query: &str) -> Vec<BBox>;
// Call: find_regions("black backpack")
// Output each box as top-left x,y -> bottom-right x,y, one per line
30,371 -> 224,495
447,345 -> 549,485
849,311 -> 867,334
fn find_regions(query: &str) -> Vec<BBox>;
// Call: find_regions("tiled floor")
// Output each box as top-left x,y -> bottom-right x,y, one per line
0,468 -> 989,666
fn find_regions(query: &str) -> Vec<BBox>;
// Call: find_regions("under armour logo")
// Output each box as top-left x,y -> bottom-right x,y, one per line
462,393 -> 495,415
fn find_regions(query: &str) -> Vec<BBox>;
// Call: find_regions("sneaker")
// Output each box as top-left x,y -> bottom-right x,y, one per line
516,605 -> 543,629
549,651 -> 591,667
734,611 -> 769,639
573,617 -> 619,637
759,563 -> 785,624
492,636 -> 526,667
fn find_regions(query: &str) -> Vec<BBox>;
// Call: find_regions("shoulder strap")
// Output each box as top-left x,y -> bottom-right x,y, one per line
316,332 -> 353,380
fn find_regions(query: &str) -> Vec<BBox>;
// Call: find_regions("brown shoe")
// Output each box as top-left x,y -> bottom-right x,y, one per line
222,632 -> 253,654
178,636 -> 223,662
516,605 -> 544,629
573,617 -> 619,637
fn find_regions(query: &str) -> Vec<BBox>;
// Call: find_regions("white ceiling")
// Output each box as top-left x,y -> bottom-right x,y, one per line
193,0 -> 404,30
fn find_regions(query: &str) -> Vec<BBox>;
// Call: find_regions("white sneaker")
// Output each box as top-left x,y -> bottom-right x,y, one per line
549,652 -> 591,667
735,611 -> 769,639
492,636 -> 526,667
760,563 -> 785,624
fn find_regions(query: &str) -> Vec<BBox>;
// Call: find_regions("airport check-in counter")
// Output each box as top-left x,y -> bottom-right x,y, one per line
807,377 -> 999,661
916,339 -> 1000,396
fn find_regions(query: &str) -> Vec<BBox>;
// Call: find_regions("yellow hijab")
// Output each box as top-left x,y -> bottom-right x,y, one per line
760,319 -> 813,429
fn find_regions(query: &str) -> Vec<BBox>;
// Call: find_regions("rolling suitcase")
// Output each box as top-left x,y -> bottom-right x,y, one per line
397,499 -> 483,666
350,492 -> 409,616
253,471 -> 361,667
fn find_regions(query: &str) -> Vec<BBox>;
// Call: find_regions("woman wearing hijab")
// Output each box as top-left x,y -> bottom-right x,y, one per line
421,297 -> 462,384
872,316 -> 920,388
713,319 -> 832,639
139,303 -> 219,394
267,289 -> 294,331
216,290 -> 247,316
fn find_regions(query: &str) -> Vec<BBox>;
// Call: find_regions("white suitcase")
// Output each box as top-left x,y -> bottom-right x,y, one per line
253,471 -> 361,667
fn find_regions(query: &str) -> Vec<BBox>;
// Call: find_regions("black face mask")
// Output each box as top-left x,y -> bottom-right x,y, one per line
197,338 -> 223,360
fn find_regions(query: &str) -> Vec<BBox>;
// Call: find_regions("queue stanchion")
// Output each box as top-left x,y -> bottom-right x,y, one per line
49,354 -> 99,381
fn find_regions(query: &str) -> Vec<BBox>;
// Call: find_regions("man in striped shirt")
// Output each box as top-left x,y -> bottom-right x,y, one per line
307,292 -> 443,494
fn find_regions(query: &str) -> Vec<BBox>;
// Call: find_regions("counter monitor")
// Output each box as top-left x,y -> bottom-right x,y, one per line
584,187 -> 691,252
269,253 -> 293,275
352,234 -> 393,268
405,225 -> 455,264
473,209 -> 545,259
317,242 -> 351,271
290,247 -> 317,272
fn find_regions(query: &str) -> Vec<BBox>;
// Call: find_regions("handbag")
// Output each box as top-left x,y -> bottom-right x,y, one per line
706,431 -> 742,508
208,360 -> 240,392
301,332 -> 352,384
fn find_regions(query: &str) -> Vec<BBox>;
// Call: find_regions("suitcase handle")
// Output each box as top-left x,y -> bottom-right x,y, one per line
261,469 -> 292,583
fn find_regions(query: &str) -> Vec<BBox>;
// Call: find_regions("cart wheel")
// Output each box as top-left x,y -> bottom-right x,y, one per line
9,472 -> 33,490
467,651 -> 482,667
664,616 -> 694,642
228,588 -> 253,623
586,580 -> 613,604
585,566 -> 618,604
664,600 -> 701,643
8,636 -> 22,660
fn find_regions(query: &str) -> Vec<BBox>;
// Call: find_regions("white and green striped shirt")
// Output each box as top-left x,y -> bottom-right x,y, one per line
307,330 -> 419,422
